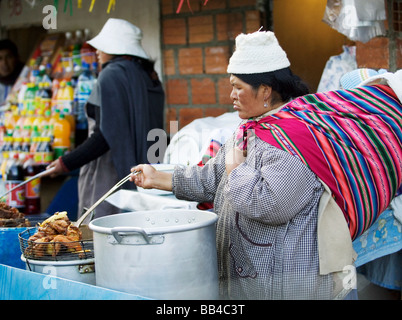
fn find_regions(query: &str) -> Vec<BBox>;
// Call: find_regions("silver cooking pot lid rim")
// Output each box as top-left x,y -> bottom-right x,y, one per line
88,209 -> 218,236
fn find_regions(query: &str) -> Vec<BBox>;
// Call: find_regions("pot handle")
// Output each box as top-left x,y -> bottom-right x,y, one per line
110,227 -> 157,244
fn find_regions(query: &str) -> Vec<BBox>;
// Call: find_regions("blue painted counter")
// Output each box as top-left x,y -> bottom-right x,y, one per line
0,227 -> 28,269
0,263 -> 149,300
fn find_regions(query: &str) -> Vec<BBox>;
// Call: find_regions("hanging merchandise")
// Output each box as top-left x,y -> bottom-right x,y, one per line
63,0 -> 73,16
88,0 -> 117,13
322,0 -> 386,43
176,0 -> 209,13
107,0 -> 116,14
89,0 -> 96,12
25,0 -> 37,8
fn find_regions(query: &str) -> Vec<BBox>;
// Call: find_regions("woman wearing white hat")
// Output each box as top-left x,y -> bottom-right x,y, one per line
130,30 -> 402,300
131,30 -> 328,300
46,18 -> 165,220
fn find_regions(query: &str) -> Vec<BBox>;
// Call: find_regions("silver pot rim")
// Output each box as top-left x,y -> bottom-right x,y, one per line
88,209 -> 218,236
21,254 -> 95,266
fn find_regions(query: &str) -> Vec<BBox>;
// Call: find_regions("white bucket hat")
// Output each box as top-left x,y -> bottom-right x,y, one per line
227,30 -> 290,74
87,18 -> 149,59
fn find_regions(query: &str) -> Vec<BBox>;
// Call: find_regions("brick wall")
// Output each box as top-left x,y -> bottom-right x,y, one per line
356,0 -> 402,71
161,0 -> 264,132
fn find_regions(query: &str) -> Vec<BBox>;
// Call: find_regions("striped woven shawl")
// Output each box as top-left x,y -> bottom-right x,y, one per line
240,84 -> 402,240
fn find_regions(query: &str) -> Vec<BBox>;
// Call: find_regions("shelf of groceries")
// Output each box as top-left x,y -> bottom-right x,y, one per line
0,30 -> 98,216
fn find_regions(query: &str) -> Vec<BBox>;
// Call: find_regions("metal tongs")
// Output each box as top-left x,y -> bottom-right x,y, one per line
74,171 -> 140,227
0,167 -> 56,200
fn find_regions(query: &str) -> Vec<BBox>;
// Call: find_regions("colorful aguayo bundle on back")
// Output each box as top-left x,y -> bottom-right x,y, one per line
240,85 -> 402,240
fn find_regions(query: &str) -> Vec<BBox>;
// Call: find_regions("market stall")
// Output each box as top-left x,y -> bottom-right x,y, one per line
0,101 -> 244,300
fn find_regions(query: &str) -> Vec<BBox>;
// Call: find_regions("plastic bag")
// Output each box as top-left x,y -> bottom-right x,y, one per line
354,0 -> 386,21
323,0 -> 386,43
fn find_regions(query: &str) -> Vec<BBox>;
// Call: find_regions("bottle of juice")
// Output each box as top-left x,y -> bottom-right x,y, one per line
5,153 -> 25,212
62,108 -> 75,149
24,83 -> 36,113
17,82 -> 28,112
49,108 -> 60,135
15,109 -> 25,131
0,172 -> 6,204
12,125 -> 22,156
35,82 -> 44,113
62,31 -> 74,74
0,135 -> 12,178
53,112 -> 71,158
41,63 -> 53,84
75,62 -> 95,144
62,81 -> 75,114
23,108 -> 35,138
51,79 -> 60,113
43,110 -> 52,141
37,136 -> 53,171
33,109 -> 44,133
30,124 -> 41,163
57,80 -> 66,112
41,82 -> 52,114
4,109 -> 17,137
23,153 -> 41,214
21,136 -> 31,160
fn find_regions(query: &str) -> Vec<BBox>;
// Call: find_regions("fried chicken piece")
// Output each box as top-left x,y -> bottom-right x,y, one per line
30,235 -> 56,257
25,211 -> 85,258
37,224 -> 58,236
52,234 -> 83,256
66,225 -> 82,241
0,203 -> 24,219
48,219 -> 69,234
28,230 -> 46,242
0,217 -> 29,227
50,225 -> 83,256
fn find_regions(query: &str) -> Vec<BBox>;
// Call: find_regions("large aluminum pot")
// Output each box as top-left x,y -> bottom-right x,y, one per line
89,209 -> 219,300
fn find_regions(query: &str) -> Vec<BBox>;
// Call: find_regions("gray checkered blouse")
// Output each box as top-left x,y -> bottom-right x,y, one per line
172,133 -> 335,300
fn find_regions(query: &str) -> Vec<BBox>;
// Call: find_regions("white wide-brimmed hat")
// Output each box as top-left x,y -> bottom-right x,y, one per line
87,18 -> 149,59
227,30 -> 290,74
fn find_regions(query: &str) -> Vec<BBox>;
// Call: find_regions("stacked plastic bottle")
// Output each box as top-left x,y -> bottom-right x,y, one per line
4,153 -> 25,213
0,29 -> 98,212
75,61 -> 96,145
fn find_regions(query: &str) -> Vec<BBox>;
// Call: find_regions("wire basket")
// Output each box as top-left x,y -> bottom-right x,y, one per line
19,227 -> 94,262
